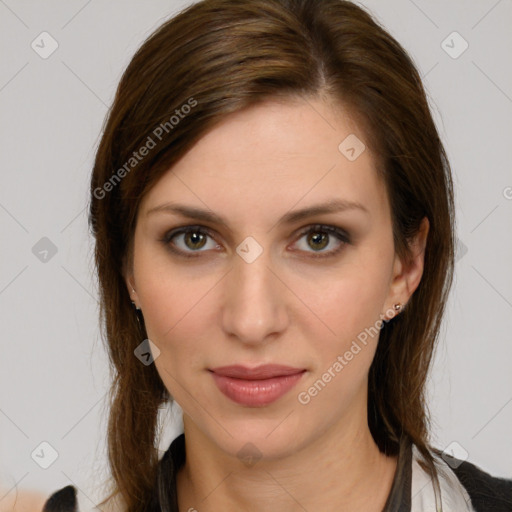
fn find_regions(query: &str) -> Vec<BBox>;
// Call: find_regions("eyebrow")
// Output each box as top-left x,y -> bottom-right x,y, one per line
145,198 -> 369,227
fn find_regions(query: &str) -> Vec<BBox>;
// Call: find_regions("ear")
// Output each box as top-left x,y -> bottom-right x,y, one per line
383,216 -> 429,320
124,272 -> 140,308
122,251 -> 140,309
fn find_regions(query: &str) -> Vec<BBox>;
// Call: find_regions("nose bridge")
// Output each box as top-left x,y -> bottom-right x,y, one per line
221,245 -> 288,344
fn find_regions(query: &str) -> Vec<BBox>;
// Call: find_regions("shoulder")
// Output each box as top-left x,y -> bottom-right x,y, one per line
449,457 -> 512,512
42,485 -> 77,512
42,435 -> 184,512
43,485 -> 119,512
434,449 -> 512,512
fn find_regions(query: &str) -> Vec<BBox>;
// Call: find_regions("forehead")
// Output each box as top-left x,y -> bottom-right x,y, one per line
140,97 -> 389,225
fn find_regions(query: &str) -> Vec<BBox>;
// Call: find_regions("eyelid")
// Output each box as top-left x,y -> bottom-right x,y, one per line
160,225 -> 219,258
291,224 -> 350,258
160,223 -> 350,259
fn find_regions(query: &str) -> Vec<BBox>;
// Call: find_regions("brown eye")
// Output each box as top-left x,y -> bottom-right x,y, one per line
183,231 -> 208,250
161,224 -> 350,260
306,231 -> 329,251
293,225 -> 350,258
161,226 -> 217,258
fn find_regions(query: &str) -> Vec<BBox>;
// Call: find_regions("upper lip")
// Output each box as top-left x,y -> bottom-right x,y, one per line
209,364 -> 306,380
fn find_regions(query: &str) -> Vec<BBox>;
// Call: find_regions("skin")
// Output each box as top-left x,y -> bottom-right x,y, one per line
125,96 -> 429,511
0,487 -> 46,512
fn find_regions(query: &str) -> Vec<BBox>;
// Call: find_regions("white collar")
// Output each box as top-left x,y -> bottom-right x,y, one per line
411,444 -> 476,511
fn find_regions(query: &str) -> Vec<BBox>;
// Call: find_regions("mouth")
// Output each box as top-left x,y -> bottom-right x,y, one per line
209,364 -> 307,407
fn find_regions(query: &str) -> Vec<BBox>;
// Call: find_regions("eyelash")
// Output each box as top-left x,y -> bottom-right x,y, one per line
159,224 -> 350,260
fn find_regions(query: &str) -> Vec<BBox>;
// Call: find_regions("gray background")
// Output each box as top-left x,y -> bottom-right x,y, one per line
1,0 -> 511,507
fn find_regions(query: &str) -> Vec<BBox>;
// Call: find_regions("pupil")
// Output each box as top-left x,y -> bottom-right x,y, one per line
309,232 -> 328,251
187,232 -> 205,249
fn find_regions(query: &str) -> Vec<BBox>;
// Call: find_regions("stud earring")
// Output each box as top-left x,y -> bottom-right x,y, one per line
393,303 -> 402,312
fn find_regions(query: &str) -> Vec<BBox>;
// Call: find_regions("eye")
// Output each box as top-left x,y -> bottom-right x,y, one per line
160,224 -> 350,259
292,224 -> 350,258
161,226 -> 219,258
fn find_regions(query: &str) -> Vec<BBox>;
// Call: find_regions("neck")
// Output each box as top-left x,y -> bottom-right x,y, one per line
176,411 -> 397,512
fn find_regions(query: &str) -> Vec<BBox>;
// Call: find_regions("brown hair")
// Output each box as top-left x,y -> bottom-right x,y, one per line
89,0 -> 456,509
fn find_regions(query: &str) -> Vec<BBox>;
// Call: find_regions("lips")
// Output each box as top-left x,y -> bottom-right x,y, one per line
209,364 -> 305,380
209,364 -> 306,407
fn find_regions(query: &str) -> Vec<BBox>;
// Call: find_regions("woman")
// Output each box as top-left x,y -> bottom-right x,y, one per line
43,0 -> 512,510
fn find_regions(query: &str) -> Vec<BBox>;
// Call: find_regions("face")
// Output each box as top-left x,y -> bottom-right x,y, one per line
126,96 -> 422,461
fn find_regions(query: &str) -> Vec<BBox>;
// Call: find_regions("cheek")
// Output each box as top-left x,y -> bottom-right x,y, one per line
146,282 -> 210,400
139,276 -> 208,354
135,257 -> 219,381
299,256 -> 392,407
310,260 -> 391,346
133,236 -> 207,339
293,272 -> 389,428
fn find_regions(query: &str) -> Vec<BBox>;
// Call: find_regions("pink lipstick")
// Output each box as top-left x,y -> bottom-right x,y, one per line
209,364 -> 306,407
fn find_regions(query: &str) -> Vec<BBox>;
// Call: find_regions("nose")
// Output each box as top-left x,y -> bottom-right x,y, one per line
221,248 -> 289,346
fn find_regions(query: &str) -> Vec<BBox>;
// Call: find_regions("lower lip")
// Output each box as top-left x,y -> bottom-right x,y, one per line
210,371 -> 306,407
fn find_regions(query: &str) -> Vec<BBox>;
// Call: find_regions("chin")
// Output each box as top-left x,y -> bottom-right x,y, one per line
226,433 -> 301,465
202,411 -> 309,462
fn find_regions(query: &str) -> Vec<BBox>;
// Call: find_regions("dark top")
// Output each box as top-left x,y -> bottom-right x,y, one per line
43,433 -> 512,512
